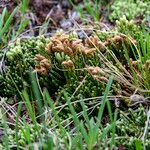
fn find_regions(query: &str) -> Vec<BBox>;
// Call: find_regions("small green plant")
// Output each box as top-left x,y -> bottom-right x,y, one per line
69,0 -> 102,21
109,0 -> 150,22
0,1 -> 29,48
116,16 -> 141,38
0,36 -> 49,97
2,28 -> 150,102
0,7 -> 18,47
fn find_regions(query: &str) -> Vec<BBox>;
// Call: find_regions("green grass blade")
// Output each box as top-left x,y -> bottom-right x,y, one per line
29,72 -> 43,118
43,89 -> 61,126
106,99 -> 113,123
97,76 -> 113,127
135,140 -> 143,150
0,7 -> 18,38
110,109 -> 118,148
16,19 -> 29,37
22,90 -> 36,124
0,7 -> 7,30
15,103 -> 23,150
20,0 -> 29,14
43,89 -> 68,134
80,97 -> 90,126
64,92 -> 89,144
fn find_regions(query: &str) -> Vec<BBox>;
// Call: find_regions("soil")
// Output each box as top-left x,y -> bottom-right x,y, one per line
0,0 -> 17,13
0,0 -> 82,32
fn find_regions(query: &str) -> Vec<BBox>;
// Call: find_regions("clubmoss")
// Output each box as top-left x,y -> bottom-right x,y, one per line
1,29 -> 149,105
1,104 -> 149,149
109,0 -> 150,22
116,16 -> 141,39
0,36 -> 49,97
115,105 -> 149,149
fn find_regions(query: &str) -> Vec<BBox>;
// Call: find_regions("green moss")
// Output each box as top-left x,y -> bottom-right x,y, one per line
0,36 -> 48,97
116,16 -> 141,38
109,0 -> 150,22
115,105 -> 149,149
